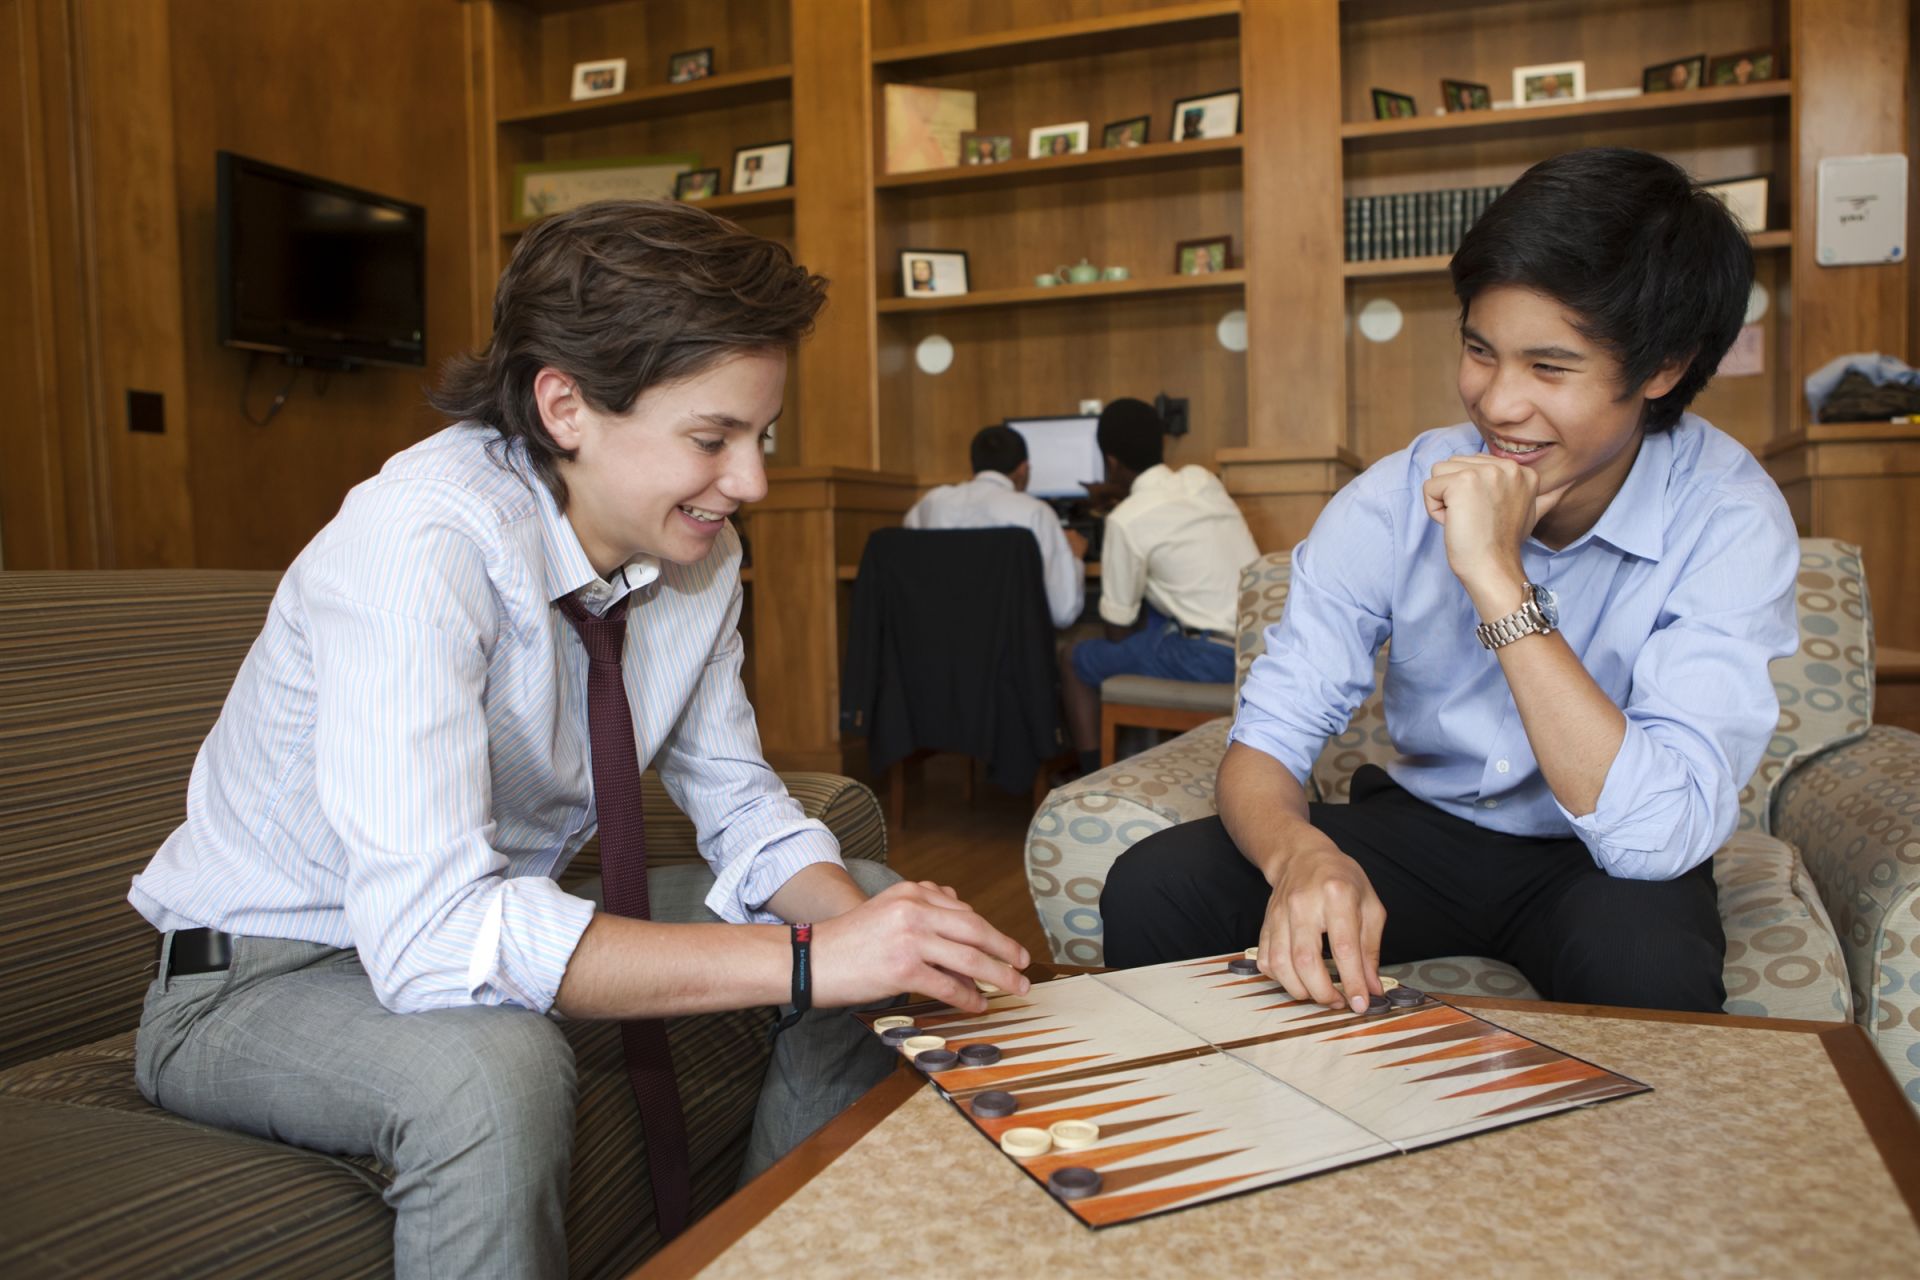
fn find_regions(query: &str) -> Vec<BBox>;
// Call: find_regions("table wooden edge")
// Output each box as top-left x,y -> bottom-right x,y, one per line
631,995 -> 1920,1277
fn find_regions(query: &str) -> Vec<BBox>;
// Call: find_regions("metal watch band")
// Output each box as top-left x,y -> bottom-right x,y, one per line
1475,586 -> 1552,650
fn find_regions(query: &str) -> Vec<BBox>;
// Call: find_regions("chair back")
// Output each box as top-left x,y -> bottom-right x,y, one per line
1232,539 -> 1875,822
0,570 -> 281,1070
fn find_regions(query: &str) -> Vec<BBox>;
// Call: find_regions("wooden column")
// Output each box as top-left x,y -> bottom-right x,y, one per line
1222,0 -> 1351,552
1766,0 -> 1917,648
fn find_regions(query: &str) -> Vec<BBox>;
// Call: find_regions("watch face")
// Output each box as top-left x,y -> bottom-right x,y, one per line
1532,584 -> 1559,628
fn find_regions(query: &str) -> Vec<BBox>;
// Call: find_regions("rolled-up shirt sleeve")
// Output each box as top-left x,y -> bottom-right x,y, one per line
1097,519 -> 1146,628
306,503 -> 596,1014
1554,492 -> 1800,879
1230,474 -> 1395,781
654,574 -> 845,924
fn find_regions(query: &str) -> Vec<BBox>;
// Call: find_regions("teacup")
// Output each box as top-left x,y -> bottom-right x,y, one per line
1034,273 -> 1061,287
1057,259 -> 1101,284
1102,265 -> 1131,282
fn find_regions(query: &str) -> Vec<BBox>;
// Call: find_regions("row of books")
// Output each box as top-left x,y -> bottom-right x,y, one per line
1344,185 -> 1508,262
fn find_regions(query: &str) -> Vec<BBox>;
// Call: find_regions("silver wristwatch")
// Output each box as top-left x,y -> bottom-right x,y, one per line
1475,582 -> 1558,650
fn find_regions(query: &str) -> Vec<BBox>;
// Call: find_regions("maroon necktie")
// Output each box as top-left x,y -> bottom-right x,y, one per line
556,589 -> 692,1241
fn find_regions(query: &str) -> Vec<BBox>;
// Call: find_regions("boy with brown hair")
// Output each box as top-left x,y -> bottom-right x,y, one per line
129,201 -> 1028,1276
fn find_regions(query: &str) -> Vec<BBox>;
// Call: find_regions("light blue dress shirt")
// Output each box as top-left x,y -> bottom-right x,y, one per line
1230,415 -> 1799,881
130,425 -> 844,1014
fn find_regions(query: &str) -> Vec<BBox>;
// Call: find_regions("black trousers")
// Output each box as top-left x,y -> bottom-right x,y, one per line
1100,765 -> 1726,1012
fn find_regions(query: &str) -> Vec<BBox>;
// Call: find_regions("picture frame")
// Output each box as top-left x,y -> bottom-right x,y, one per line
511,154 -> 697,221
1101,115 -> 1150,149
731,140 -> 793,192
959,131 -> 1013,166
1174,235 -> 1232,276
1170,88 -> 1241,141
1439,78 -> 1492,113
1707,47 -> 1778,86
1643,54 -> 1707,93
1512,61 -> 1586,105
673,168 -> 721,202
1028,121 -> 1090,159
899,248 -> 970,298
667,47 -> 713,85
1370,88 -> 1417,121
569,58 -> 627,101
1701,173 -> 1770,234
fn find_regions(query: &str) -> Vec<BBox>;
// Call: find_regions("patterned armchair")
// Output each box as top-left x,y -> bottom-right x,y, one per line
1028,540 -> 1920,1110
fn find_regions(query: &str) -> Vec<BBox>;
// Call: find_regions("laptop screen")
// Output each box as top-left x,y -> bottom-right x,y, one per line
1006,415 -> 1104,500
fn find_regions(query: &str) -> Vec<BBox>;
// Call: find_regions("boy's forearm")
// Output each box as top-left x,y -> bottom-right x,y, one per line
1217,741 -> 1318,885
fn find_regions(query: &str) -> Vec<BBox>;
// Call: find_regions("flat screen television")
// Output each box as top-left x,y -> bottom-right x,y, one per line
217,151 -> 426,368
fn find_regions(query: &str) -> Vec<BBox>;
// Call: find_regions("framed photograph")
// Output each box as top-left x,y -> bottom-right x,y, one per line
1370,88 -> 1417,121
1440,79 -> 1492,113
668,48 -> 713,84
1101,115 -> 1150,149
1174,236 -> 1231,276
1513,61 -> 1586,104
959,131 -> 1013,166
1643,54 -> 1706,93
570,58 -> 627,101
511,154 -> 697,221
731,140 -> 793,192
1028,121 -> 1090,159
1707,48 -> 1778,86
899,249 -> 969,298
1702,173 -> 1770,234
673,168 -> 721,202
1170,88 -> 1241,141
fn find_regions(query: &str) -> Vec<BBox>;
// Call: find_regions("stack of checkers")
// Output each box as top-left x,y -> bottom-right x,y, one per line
1225,950 -> 1426,1012
991,1109 -> 1103,1198
872,1018 -> 1009,1073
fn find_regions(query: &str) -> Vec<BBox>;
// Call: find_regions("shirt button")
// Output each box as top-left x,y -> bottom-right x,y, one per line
1482,798 -> 1499,809
1496,760 -> 1510,774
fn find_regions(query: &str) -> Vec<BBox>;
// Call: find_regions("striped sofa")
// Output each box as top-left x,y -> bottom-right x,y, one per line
0,570 -> 888,1277
1028,540 -> 1920,1111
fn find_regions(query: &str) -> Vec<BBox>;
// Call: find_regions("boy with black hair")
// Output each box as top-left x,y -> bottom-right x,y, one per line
904,423 -> 1087,628
129,200 -> 1030,1277
1059,397 -> 1258,773
1102,148 -> 1798,1016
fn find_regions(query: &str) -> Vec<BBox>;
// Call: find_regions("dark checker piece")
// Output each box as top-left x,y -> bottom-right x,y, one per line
914,1048 -> 960,1071
1226,957 -> 1261,976
1388,986 -> 1424,1007
958,1043 -> 1003,1066
1365,994 -> 1391,1014
1048,1166 -> 1104,1200
880,1025 -> 917,1046
971,1089 -> 1020,1119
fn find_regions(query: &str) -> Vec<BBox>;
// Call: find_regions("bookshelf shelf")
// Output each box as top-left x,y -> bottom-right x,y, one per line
872,1 -> 1239,74
1340,81 -> 1792,150
498,65 -> 793,134
1342,230 -> 1792,279
877,270 -> 1244,315
876,136 -> 1241,194
501,189 -> 796,237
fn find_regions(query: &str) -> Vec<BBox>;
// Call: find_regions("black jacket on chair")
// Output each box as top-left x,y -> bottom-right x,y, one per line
840,527 -> 1066,794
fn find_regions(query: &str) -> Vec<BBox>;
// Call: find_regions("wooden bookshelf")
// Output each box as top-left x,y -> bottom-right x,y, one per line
497,65 -> 794,133
877,269 -> 1245,313
1341,82 -> 1793,149
1342,230 -> 1793,279
872,0 -> 1239,73
501,188 -> 796,237
875,136 -> 1240,193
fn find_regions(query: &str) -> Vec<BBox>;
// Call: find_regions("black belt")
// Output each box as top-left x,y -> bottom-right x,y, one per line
165,927 -> 234,977
1177,624 -> 1234,646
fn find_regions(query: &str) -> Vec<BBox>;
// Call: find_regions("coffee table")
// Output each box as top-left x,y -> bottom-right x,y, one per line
635,998 -> 1920,1277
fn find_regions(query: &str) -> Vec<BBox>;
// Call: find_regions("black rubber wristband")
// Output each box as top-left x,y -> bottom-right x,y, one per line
769,923 -> 812,1040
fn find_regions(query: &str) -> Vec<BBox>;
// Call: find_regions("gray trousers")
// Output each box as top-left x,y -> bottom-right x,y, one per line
133,859 -> 900,1279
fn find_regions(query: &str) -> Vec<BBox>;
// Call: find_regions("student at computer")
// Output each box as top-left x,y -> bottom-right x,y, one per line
1060,398 -> 1259,774
903,424 -> 1088,629
1101,148 -> 1797,1016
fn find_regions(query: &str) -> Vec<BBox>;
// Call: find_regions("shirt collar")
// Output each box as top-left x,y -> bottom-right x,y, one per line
1551,426 -> 1671,562
1129,463 -> 1175,494
972,471 -> 1016,492
512,441 -> 661,613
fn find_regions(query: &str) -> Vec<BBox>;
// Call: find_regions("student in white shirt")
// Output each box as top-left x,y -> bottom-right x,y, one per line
128,201 -> 1030,1278
902,425 -> 1088,628
1061,398 -> 1259,773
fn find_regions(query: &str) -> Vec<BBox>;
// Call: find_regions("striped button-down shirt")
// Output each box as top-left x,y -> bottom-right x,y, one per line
130,424 -> 843,1014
